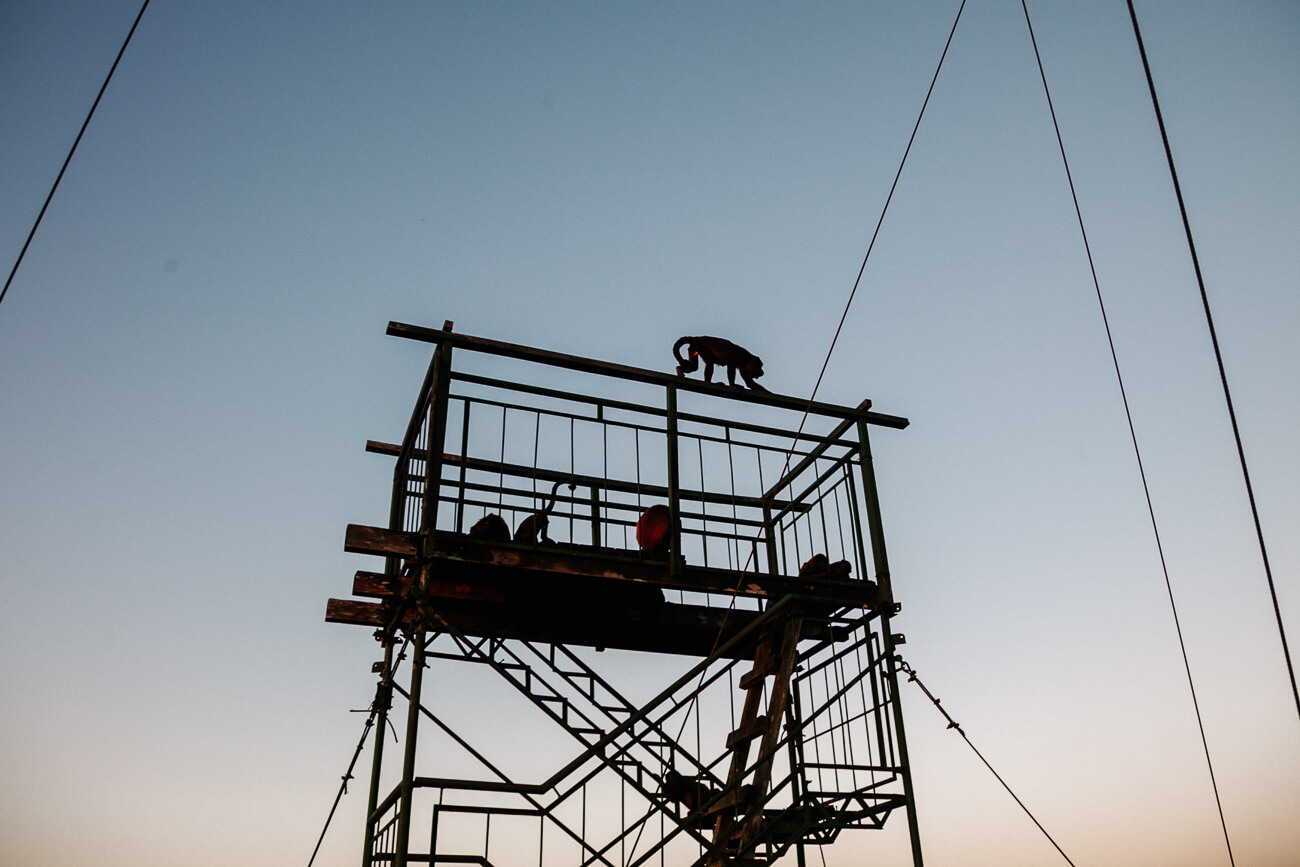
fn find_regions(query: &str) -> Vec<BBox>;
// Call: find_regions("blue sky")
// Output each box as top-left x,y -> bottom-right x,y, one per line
2,2 -> 1297,865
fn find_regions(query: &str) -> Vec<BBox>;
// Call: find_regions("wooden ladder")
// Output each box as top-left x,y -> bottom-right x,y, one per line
706,610 -> 803,867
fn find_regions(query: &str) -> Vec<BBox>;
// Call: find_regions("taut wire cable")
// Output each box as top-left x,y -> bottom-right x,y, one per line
895,657 -> 1077,866
1020,1 -> 1235,863
1,0 -> 152,310
307,636 -> 408,867
676,0 -> 970,713
1126,0 -> 1299,724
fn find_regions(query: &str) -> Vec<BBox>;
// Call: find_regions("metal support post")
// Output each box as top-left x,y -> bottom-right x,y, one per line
393,632 -> 427,867
665,385 -> 681,577
362,637 -> 395,867
857,420 -> 922,866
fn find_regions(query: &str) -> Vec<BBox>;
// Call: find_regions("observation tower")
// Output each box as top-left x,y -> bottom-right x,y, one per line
326,320 -> 924,866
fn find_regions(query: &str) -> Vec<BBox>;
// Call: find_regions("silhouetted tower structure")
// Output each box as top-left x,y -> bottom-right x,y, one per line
327,321 -> 923,867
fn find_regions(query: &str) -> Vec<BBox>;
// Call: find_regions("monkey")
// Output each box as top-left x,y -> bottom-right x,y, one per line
468,513 -> 510,542
660,770 -> 720,812
798,553 -> 852,582
673,336 -> 769,392
636,504 -> 672,556
797,553 -> 867,618
513,480 -> 574,545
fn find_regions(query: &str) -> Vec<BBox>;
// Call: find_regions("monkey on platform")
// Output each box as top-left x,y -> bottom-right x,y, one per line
660,769 -> 719,812
513,480 -> 574,545
673,336 -> 769,392
468,513 -> 510,542
798,553 -> 852,582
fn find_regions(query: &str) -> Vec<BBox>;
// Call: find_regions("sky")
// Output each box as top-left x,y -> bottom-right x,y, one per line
1,1 -> 1298,865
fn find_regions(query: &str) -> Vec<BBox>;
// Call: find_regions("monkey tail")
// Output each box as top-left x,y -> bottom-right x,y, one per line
673,336 -> 698,374
541,479 -> 570,514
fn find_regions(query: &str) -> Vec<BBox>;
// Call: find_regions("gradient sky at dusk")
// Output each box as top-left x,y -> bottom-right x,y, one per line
2,2 -> 1298,865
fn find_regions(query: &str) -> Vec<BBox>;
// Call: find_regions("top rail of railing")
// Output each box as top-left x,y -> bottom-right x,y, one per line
387,321 -> 909,430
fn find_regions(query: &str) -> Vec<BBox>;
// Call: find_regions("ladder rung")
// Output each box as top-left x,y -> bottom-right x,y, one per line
738,666 -> 770,691
726,715 -> 768,750
704,784 -> 753,816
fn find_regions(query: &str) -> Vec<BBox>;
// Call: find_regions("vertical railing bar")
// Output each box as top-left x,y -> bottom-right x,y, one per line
498,406 -> 507,510
664,385 -> 681,578
832,470 -> 849,562
726,427 -> 740,572
456,398 -> 471,533
696,435 -> 708,569
570,415 -> 577,543
845,459 -> 870,592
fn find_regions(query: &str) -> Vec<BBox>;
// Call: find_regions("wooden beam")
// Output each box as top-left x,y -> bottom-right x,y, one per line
326,598 -> 394,628
430,534 -> 878,608
344,524 -> 419,558
326,593 -> 842,658
353,571 -> 508,604
365,440 -> 401,457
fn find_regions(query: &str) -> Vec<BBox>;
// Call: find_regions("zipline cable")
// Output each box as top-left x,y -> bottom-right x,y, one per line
306,711 -> 378,867
668,0 -> 968,751
1126,0 -> 1299,725
1020,2 -> 1235,863
643,10 -> 971,860
307,636 -> 408,867
0,0 -> 151,309
895,657 -> 1077,867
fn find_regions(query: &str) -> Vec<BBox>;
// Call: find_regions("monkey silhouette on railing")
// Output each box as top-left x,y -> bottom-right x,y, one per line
468,513 -> 510,542
514,480 -> 574,545
673,336 -> 769,392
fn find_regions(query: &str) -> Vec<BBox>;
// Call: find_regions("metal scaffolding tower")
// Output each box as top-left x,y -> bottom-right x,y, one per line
326,321 -> 924,867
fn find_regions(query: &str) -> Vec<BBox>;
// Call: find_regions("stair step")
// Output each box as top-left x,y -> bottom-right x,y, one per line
726,715 -> 769,749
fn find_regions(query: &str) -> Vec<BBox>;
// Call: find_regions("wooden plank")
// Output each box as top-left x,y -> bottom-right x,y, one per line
353,571 -> 509,604
326,598 -> 394,628
726,715 -> 769,749
344,523 -> 419,558
365,440 -> 402,457
703,784 -> 754,816
429,534 -> 878,608
352,571 -> 403,598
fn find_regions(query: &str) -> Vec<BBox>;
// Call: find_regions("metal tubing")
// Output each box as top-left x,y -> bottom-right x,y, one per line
882,612 -> 923,867
420,336 -> 454,541
854,420 -> 893,606
362,638 -> 395,867
665,385 -> 681,577
393,634 -> 427,867
388,321 -> 909,427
